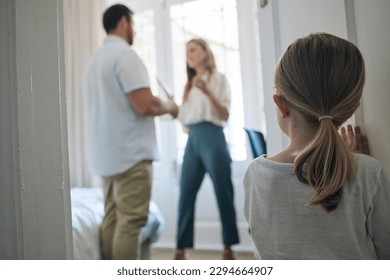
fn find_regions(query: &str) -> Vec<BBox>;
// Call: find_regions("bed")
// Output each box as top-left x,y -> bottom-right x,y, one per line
70,187 -> 164,260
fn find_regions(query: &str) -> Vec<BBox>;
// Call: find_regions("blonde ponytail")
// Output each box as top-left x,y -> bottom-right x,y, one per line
294,120 -> 353,211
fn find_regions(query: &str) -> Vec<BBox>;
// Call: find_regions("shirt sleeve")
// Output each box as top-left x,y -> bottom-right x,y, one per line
219,74 -> 231,111
116,49 -> 151,94
369,167 -> 390,259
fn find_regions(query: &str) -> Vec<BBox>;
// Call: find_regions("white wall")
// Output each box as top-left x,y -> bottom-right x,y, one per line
0,0 -> 73,259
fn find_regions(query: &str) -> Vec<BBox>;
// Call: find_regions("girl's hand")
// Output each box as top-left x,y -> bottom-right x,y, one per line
339,124 -> 370,155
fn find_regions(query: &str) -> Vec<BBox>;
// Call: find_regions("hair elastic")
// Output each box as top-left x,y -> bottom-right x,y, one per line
318,115 -> 333,122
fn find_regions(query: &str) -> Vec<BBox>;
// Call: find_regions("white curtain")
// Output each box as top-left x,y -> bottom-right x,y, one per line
64,0 -> 106,187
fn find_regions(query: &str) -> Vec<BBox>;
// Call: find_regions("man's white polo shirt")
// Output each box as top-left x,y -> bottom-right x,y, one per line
83,35 -> 158,176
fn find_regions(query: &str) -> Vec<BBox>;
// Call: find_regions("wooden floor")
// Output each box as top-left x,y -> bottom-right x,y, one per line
150,247 -> 256,260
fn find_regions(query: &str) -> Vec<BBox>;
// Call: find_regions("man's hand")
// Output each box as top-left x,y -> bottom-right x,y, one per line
339,124 -> 370,155
167,97 -> 179,118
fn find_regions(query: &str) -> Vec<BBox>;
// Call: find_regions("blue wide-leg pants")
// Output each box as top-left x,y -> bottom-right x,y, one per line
176,121 -> 239,248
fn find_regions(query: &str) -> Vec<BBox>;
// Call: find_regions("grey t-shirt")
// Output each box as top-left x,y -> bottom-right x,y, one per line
243,154 -> 390,259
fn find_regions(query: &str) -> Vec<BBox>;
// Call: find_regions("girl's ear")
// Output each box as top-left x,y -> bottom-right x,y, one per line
273,94 -> 290,118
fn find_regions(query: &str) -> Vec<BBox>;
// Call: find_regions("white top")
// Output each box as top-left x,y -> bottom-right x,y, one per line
83,35 -> 158,176
178,71 -> 231,127
243,154 -> 390,259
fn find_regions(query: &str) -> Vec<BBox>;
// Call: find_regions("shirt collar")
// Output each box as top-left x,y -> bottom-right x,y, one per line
103,34 -> 129,47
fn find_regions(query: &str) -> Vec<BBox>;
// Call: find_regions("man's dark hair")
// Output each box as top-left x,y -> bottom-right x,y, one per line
103,4 -> 133,34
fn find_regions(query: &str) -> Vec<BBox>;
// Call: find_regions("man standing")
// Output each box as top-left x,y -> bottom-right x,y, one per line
83,4 -> 178,259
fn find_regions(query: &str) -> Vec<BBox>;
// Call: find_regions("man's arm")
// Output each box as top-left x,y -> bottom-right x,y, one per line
128,88 -> 178,117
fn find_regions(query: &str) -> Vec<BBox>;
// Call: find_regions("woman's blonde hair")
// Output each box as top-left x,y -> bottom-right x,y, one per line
274,33 -> 365,212
185,38 -> 216,92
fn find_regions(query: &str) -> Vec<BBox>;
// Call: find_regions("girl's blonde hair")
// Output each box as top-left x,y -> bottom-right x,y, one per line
274,33 -> 365,212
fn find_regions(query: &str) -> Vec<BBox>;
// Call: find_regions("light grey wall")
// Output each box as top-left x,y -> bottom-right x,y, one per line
0,0 -> 72,259
354,0 -> 390,175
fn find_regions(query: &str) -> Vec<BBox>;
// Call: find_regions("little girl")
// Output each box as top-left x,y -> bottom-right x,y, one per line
243,33 -> 390,259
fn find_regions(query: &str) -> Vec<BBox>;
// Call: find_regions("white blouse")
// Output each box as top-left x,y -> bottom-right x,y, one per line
178,71 -> 231,128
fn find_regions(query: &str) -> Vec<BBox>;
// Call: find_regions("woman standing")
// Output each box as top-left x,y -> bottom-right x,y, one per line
174,38 -> 239,260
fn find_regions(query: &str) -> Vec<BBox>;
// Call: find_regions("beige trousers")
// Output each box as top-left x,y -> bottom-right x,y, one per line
100,160 -> 152,260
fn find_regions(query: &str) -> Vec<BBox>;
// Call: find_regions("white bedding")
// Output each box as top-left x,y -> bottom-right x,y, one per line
70,187 -> 164,259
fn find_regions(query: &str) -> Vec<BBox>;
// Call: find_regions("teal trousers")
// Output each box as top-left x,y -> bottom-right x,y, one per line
176,122 -> 239,248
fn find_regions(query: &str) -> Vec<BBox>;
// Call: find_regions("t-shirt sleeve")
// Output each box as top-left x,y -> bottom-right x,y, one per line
369,167 -> 390,259
117,49 -> 151,94
242,162 -> 255,226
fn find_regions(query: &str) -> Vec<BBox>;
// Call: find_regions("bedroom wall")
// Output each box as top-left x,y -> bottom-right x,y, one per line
0,0 -> 73,259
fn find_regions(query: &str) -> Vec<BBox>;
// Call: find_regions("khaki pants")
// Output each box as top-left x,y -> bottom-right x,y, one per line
100,160 -> 152,260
